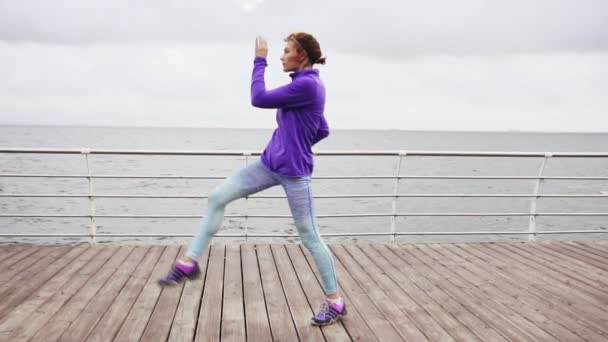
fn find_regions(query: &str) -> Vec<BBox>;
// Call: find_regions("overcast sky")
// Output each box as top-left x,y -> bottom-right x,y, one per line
0,0 -> 607,131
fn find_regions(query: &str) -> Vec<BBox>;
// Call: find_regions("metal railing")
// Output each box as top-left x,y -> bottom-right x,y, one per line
1,148 -> 607,244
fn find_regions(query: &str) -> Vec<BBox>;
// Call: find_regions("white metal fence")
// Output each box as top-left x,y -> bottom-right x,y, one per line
1,148 -> 607,244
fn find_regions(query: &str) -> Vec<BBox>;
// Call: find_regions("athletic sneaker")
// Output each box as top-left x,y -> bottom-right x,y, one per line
311,299 -> 347,326
158,259 -> 200,286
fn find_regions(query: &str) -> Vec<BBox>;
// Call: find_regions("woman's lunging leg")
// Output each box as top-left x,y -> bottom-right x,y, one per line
186,160 -> 279,259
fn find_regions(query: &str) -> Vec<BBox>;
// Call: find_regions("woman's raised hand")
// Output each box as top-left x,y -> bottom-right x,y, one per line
255,36 -> 268,58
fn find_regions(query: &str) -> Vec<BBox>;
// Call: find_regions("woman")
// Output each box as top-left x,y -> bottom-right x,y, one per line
159,32 -> 346,326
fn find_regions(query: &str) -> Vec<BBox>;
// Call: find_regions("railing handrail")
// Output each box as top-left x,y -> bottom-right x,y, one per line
2,147 -> 608,157
2,148 -> 607,243
3,173 -> 608,180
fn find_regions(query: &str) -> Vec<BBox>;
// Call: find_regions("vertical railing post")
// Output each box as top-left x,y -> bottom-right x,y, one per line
390,152 -> 406,243
82,148 -> 97,245
243,152 -> 251,242
528,152 -> 550,242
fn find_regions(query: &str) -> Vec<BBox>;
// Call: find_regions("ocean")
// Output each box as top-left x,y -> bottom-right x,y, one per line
1,125 -> 607,244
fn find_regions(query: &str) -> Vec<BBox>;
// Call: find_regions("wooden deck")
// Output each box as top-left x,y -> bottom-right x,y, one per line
0,241 -> 607,342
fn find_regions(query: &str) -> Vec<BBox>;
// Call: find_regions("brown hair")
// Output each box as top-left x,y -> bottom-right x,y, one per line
285,32 -> 326,65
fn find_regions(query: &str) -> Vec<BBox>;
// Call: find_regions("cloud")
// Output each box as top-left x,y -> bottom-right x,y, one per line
0,40 -> 606,131
0,1 -> 607,58
0,1 -> 606,132
238,0 -> 265,12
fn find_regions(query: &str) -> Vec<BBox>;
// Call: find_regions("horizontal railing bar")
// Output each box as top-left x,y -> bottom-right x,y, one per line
2,147 -> 608,157
0,232 -> 529,237
0,230 -> 605,238
0,148 -> 263,156
2,193 -> 608,199
535,230 -> 608,234
2,213 -> 607,218
536,213 -> 608,216
2,173 -> 608,180
0,174 -> 225,179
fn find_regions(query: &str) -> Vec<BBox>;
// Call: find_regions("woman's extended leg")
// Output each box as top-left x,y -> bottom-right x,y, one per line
187,160 -> 279,258
159,160 -> 279,286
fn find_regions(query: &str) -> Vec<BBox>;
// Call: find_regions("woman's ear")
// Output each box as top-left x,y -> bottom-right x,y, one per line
297,50 -> 309,63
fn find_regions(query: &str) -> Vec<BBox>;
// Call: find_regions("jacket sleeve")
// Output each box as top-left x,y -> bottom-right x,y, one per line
311,129 -> 329,145
312,116 -> 330,145
251,57 -> 316,109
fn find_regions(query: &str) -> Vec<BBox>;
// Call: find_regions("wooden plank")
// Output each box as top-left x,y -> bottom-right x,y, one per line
579,241 -> 608,254
567,241 -> 608,259
54,247 -> 149,342
446,243 -> 608,342
0,245 -> 37,267
524,243 -> 608,286
332,245 -> 432,341
303,245 -> 404,342
0,244 -> 17,257
271,244 -> 325,342
414,243 -> 563,341
0,245 -> 84,318
422,244 -> 587,342
390,244 -> 539,341
0,246 -> 51,300
139,246 -> 188,342
466,243 -> 608,336
167,249 -> 210,342
371,244 -> 507,342
85,246 -> 164,342
0,246 -> 102,339
285,244 -> 356,342
312,244 -> 403,342
487,243 -> 607,308
28,246 -> 134,342
0,245 -> 28,264
242,244 -> 273,342
347,244 -> 471,342
0,246 -> 61,298
590,240 -> 608,248
572,242 -> 608,273
193,244 -> 226,342
558,241 -> 608,263
4,246 -> 117,342
511,243 -> 608,293
220,245 -> 246,342
2,247 -> 51,274
5,246 -> 58,270
113,246 -> 180,342
545,242 -> 608,272
256,244 -> 299,342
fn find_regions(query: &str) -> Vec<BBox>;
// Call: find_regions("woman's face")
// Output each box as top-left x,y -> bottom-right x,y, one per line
280,40 -> 306,72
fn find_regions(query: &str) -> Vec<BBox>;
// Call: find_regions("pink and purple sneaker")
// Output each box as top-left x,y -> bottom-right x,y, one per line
158,260 -> 200,286
311,299 -> 347,326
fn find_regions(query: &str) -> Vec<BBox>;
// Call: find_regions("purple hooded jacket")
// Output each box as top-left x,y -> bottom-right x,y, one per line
251,56 -> 329,177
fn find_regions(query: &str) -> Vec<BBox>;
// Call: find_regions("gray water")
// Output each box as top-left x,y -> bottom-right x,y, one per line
1,125 -> 607,244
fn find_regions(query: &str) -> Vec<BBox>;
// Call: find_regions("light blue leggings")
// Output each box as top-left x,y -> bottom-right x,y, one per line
186,159 -> 338,294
